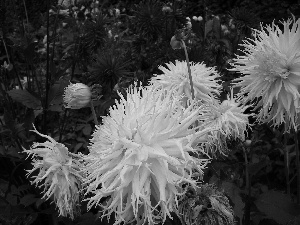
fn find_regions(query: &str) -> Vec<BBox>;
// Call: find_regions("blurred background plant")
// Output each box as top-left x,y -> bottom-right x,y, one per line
1,0 -> 300,224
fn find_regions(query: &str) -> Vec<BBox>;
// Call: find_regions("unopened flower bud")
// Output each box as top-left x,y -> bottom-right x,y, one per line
170,35 -> 182,50
244,140 -> 252,147
63,83 -> 91,109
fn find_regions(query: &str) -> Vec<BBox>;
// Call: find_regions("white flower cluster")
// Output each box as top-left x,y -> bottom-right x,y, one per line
35,9 -> 300,225
25,58 -> 250,223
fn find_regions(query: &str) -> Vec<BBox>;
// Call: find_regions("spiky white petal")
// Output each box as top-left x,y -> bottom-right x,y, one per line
150,60 -> 222,106
83,84 -> 212,225
230,17 -> 300,132
197,90 -> 250,156
24,125 -> 83,219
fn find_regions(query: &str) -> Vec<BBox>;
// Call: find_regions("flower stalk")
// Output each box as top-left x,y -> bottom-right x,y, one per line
181,40 -> 195,100
43,0 -> 51,134
284,130 -> 290,195
243,145 -> 251,225
294,129 -> 300,204
90,100 -> 98,125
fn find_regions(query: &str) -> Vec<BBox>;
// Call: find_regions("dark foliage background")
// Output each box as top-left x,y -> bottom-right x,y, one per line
1,0 -> 300,225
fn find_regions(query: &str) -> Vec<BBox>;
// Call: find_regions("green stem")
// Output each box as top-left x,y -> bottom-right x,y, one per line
294,129 -> 300,204
181,40 -> 195,100
90,100 -> 98,125
59,109 -> 69,142
22,0 -> 29,33
2,33 -> 23,90
284,131 -> 290,195
43,0 -> 51,134
243,146 -> 251,225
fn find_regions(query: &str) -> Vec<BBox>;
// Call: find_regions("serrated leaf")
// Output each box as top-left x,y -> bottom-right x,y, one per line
35,198 -> 44,208
205,19 -> 213,38
82,124 -> 92,136
7,89 -> 42,109
77,212 -> 103,225
48,77 -> 70,105
212,16 -> 221,39
24,213 -> 38,225
222,181 -> 244,222
255,191 -> 300,224
74,143 -> 83,153
4,109 -> 16,132
20,194 -> 39,207
248,159 -> 268,176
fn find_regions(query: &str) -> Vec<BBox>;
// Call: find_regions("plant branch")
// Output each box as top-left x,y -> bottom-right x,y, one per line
43,0 -> 51,134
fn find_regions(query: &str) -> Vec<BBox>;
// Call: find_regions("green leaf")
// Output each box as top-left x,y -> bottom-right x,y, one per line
48,77 -> 70,105
24,213 -> 38,225
20,194 -> 39,207
248,159 -> 268,176
255,190 -> 300,224
48,77 -> 70,112
77,212 -> 103,225
7,89 -> 42,109
221,181 -> 244,223
82,124 -> 92,136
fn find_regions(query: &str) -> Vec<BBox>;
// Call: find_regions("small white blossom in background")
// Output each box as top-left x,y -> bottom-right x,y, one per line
63,83 -> 92,109
192,16 -> 203,22
150,60 -> 222,107
58,0 -> 74,7
108,30 -> 113,38
24,125 -> 83,219
162,6 -> 172,13
198,89 -> 250,156
83,84 -> 212,225
1,61 -> 13,71
115,8 -> 120,17
59,9 -> 69,16
230,16 -> 300,132
186,21 -> 192,29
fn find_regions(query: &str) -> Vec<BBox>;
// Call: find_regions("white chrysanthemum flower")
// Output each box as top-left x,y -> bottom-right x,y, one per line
24,125 -> 83,219
63,83 -> 91,109
198,90 -> 250,155
150,60 -> 222,106
230,17 -> 300,132
83,84 -> 212,225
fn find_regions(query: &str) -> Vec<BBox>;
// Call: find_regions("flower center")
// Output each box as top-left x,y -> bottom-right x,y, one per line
256,48 -> 290,81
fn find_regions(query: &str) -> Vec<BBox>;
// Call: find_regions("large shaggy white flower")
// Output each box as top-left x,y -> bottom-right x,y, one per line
230,17 -> 300,132
150,60 -> 221,105
198,90 -> 250,156
83,84 -> 212,225
24,126 -> 83,219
